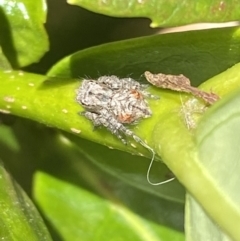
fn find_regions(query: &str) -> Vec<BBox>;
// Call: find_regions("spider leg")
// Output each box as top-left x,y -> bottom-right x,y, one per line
81,110 -> 128,144
80,111 -> 104,134
97,110 -> 128,144
118,125 -> 140,143
80,111 -> 103,127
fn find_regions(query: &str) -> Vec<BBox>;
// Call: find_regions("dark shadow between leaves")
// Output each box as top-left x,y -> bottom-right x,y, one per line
0,7 -> 19,68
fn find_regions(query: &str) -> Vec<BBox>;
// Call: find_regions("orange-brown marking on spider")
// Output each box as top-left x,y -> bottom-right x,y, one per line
117,113 -> 135,123
130,89 -> 143,100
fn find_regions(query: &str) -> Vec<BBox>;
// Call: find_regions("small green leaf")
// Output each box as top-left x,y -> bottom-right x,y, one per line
0,47 -> 11,70
34,171 -> 185,241
68,0 -> 240,27
0,0 -> 49,67
0,162 -> 52,241
0,124 -> 19,151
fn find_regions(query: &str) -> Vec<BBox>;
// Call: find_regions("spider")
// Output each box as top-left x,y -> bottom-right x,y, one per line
76,75 -> 157,144
76,75 -> 174,186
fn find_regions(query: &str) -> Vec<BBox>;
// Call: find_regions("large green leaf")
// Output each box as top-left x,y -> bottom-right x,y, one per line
34,171 -> 184,241
153,64 -> 240,241
185,83 -> 240,241
0,0 -> 48,68
47,27 -> 240,86
190,85 -> 240,241
68,0 -> 240,27
0,162 -> 52,241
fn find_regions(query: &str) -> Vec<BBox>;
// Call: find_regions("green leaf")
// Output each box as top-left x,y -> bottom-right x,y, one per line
153,64 -> 240,240
192,87 -> 240,241
47,27 -> 240,86
0,0 -> 49,68
0,69 -> 177,159
0,124 -> 19,151
34,171 -> 185,241
185,87 -> 240,241
185,195 -> 233,241
68,0 -> 240,27
0,47 -> 11,70
0,162 -> 52,241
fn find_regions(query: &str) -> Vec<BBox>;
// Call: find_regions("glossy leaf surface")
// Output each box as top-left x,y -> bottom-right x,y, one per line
0,0 -> 48,67
48,27 -> 240,87
68,0 -> 240,27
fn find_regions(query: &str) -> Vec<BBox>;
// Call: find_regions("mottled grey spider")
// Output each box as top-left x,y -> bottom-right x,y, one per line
76,75 -> 157,143
76,75 -> 174,185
